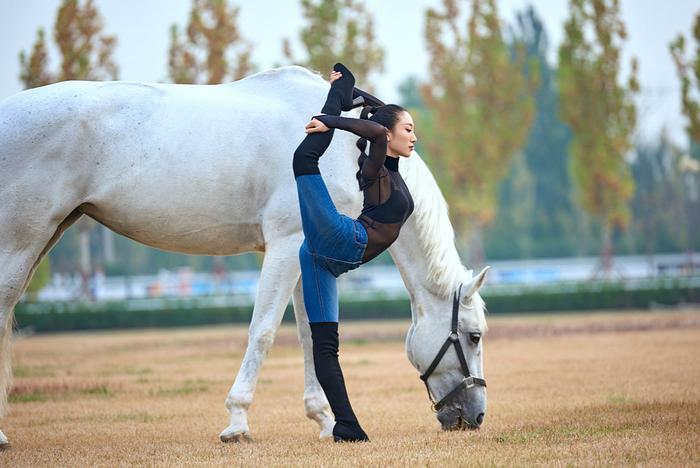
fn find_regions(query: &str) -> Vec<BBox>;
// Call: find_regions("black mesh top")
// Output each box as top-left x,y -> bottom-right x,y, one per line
313,114 -> 414,263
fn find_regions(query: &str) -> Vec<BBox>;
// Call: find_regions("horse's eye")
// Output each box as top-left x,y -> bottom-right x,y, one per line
469,333 -> 481,345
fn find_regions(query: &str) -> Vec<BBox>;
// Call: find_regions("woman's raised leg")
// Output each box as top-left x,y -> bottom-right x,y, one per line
292,63 -> 355,252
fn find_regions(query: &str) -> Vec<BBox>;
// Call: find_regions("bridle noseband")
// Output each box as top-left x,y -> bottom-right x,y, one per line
419,283 -> 487,413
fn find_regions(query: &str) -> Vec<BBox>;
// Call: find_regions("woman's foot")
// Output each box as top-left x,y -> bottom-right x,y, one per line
333,421 -> 370,443
322,62 -> 355,113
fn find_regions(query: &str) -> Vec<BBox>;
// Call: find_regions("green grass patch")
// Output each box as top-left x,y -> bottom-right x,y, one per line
79,384 -> 113,397
151,378 -> 210,396
606,394 -> 633,404
13,364 -> 55,378
9,391 -> 48,403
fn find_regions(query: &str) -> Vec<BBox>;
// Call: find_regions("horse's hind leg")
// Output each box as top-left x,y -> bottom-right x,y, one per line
291,277 -> 335,439
0,208 -> 83,447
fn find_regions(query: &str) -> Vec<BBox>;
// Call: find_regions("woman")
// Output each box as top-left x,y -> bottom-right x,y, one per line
292,63 -> 417,442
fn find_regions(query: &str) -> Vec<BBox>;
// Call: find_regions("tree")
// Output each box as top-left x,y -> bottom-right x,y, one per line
625,135 -> 690,256
282,0 -> 384,90
18,0 -> 119,298
19,0 -> 118,86
25,257 -> 51,302
670,12 -> 700,148
420,0 -> 537,263
558,0 -> 639,276
485,6 -> 579,259
168,0 -> 255,84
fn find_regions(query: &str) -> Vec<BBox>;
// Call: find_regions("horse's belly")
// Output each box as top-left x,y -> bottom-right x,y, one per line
82,200 -> 265,255
80,160 -> 268,255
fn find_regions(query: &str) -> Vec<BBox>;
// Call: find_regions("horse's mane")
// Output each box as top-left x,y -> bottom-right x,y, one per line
400,153 -> 487,331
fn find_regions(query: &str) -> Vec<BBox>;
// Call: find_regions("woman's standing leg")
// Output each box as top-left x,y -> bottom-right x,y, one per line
293,63 -> 369,442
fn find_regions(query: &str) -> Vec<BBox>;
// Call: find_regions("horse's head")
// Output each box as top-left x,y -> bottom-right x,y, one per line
405,266 -> 489,430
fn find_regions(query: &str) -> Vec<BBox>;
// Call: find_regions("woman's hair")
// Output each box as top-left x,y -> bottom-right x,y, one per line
355,103 -> 407,190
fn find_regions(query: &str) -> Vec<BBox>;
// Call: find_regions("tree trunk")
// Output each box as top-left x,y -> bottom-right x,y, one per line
466,222 -> 486,269
79,227 -> 92,299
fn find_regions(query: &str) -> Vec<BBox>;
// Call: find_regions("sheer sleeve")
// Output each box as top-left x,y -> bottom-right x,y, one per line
313,114 -> 388,180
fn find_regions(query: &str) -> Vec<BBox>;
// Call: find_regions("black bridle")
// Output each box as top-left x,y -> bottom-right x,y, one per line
419,283 -> 487,413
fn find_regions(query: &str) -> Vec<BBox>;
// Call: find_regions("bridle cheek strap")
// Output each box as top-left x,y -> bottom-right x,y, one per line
418,283 -> 487,413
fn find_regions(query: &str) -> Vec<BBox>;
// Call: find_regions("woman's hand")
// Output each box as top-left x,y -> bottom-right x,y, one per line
305,117 -> 330,134
329,69 -> 342,84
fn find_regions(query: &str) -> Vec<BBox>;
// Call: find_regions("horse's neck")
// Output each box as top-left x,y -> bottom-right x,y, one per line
389,217 -> 429,323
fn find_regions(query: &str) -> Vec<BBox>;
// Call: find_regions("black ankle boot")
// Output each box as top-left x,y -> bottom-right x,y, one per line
322,63 -> 356,113
309,322 -> 370,443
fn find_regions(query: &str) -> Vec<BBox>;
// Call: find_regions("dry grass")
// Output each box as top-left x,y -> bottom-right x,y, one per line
2,309 -> 699,466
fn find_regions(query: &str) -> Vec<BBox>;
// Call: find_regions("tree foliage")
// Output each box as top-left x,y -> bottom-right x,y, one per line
670,12 -> 700,147
282,0 -> 384,89
486,6 -> 578,259
26,257 -> 51,302
420,0 -> 537,256
19,0 -> 118,88
557,0 -> 639,263
168,0 -> 255,84
626,135 -> 694,255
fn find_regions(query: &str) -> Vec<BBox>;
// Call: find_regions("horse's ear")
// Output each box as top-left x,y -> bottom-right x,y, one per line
461,266 -> 490,301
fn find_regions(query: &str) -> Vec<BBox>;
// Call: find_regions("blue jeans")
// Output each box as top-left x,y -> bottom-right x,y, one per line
296,174 -> 368,323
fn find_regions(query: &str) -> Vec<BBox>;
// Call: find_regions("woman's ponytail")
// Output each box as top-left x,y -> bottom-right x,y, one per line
354,105 -> 374,190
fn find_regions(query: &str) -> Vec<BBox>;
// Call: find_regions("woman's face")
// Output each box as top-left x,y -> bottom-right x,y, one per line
386,111 -> 417,158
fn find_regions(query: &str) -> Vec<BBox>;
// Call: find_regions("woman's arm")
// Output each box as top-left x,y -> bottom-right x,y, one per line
309,114 -> 388,180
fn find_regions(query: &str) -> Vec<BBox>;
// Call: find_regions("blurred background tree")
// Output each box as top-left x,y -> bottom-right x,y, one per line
19,0 -> 118,86
670,12 -> 700,150
484,6 -> 578,259
168,0 -> 256,84
625,135 -> 688,256
670,11 -> 700,264
558,0 -> 639,277
25,255 -> 51,303
420,0 -> 537,264
281,0 -> 384,90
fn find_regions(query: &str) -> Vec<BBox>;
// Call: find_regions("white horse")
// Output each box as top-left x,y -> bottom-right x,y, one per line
0,65 -> 489,445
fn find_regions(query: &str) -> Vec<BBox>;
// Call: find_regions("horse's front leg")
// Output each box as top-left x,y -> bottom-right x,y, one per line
291,278 -> 335,440
219,236 -> 301,443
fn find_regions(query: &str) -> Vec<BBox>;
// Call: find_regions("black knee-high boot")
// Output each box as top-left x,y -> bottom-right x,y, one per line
293,63 -> 355,178
310,322 -> 370,442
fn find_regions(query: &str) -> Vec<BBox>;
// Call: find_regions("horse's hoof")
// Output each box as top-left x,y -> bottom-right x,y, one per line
220,431 -> 253,443
319,423 -> 334,440
0,430 -> 9,449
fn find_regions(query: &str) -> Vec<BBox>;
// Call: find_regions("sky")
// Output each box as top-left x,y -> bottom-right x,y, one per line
1,0 -> 697,146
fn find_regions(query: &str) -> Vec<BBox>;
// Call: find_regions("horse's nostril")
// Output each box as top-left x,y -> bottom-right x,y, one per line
476,413 -> 484,425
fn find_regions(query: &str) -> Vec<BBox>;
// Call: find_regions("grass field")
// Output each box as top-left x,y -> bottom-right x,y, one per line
2,309 -> 699,466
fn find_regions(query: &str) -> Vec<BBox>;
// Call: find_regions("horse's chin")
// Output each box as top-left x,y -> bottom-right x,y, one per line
437,405 -> 483,431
